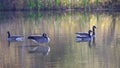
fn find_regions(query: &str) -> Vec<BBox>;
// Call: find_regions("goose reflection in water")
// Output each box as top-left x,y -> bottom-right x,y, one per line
88,37 -> 96,48
28,45 -> 50,56
75,36 -> 96,48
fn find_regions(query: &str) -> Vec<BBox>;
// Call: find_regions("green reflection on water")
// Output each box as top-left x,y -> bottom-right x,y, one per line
0,11 -> 120,68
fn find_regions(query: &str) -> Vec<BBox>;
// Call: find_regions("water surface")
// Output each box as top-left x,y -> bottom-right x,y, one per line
0,11 -> 120,68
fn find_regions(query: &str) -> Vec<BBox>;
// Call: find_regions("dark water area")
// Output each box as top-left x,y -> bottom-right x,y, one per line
0,11 -> 120,68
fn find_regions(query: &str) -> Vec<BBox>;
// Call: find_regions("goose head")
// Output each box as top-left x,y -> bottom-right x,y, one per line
42,33 -> 50,41
93,26 -> 96,29
88,30 -> 92,37
93,26 -> 96,31
42,33 -> 47,37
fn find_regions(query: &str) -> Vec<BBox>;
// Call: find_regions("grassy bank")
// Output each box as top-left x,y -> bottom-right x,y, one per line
0,0 -> 120,11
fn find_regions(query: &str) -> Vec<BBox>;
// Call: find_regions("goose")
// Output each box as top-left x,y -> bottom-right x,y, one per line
75,30 -> 92,42
28,33 -> 50,44
7,31 -> 24,42
76,26 -> 96,37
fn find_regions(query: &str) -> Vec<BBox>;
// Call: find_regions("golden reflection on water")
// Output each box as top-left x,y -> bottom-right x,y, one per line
0,11 -> 120,68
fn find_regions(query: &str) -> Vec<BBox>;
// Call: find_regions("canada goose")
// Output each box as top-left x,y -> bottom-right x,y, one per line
7,31 -> 24,42
76,26 -> 96,37
75,30 -> 92,42
28,33 -> 50,44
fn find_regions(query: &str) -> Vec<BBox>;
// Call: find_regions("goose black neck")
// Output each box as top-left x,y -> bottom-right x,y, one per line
7,31 -> 10,38
88,31 -> 91,37
93,27 -> 95,35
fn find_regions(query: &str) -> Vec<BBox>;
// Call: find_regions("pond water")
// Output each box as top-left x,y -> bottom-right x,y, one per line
0,11 -> 120,68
